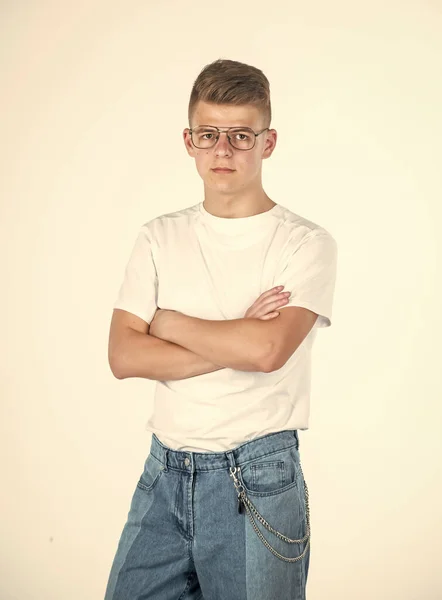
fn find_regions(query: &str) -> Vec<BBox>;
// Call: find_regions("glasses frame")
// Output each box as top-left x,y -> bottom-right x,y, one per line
189,125 -> 270,151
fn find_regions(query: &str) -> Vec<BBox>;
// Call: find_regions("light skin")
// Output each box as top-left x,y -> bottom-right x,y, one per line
149,286 -> 292,371
183,100 -> 278,218
148,102 -> 289,372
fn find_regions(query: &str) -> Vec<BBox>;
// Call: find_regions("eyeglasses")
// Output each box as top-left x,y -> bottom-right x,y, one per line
189,125 -> 269,150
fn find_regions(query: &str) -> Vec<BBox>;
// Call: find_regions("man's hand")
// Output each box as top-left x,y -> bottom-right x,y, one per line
244,285 -> 291,320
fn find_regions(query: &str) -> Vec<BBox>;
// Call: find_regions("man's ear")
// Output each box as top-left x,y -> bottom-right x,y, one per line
183,129 -> 195,157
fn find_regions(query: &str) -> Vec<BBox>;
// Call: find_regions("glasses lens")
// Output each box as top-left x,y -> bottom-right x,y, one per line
229,128 -> 255,150
191,127 -> 255,150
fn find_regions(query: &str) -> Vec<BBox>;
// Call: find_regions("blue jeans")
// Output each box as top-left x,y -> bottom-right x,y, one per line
104,429 -> 310,600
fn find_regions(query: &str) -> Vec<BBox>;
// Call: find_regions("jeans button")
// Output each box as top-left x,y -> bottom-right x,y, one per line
184,458 -> 190,466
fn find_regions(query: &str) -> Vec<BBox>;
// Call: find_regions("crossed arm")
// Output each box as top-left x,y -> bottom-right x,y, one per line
111,305 -> 318,381
111,309 -> 277,381
147,304 -> 317,376
148,309 -> 276,373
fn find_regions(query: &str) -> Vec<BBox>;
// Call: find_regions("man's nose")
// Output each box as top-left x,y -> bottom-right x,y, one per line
214,131 -> 231,150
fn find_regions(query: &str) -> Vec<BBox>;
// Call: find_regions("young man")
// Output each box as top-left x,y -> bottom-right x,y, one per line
104,59 -> 337,600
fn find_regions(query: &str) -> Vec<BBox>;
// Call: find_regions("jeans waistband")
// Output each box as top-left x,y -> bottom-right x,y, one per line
150,429 -> 299,474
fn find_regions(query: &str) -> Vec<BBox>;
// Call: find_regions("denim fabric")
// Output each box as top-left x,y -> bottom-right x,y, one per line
104,429 -> 310,600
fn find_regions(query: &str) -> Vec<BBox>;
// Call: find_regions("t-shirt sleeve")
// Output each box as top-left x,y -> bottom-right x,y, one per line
112,224 -> 159,324
276,230 -> 338,328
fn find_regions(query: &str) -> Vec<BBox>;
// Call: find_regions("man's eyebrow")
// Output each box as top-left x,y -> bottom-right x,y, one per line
196,124 -> 254,129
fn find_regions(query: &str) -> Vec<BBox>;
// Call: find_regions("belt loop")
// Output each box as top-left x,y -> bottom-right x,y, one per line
163,448 -> 169,472
226,450 -> 237,471
294,429 -> 299,450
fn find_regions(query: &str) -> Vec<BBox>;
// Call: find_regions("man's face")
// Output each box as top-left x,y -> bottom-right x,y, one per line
183,101 -> 276,191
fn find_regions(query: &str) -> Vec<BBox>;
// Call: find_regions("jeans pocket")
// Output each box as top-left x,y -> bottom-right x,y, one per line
136,452 -> 165,493
238,446 -> 299,497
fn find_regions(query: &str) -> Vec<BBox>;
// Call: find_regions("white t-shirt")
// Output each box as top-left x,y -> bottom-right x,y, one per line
113,201 -> 338,452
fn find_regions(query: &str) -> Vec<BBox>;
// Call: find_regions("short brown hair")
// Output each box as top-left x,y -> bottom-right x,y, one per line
188,59 -> 272,129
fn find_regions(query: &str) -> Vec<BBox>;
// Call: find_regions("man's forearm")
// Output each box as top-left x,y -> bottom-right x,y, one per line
113,329 -> 226,381
161,313 -> 274,372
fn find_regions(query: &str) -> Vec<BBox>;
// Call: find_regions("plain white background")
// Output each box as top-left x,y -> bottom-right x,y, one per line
1,1 -> 441,599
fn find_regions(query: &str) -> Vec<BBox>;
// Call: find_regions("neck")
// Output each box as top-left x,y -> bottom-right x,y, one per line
203,193 -> 275,219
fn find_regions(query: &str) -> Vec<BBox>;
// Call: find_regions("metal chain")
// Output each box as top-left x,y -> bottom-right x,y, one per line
229,461 -> 311,563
